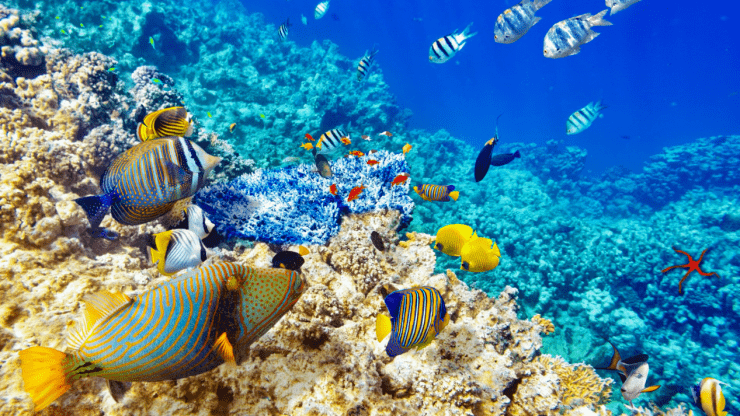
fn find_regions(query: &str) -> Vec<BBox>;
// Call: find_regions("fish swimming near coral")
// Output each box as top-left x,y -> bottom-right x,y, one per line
149,36 -> 155,49
543,10 -> 612,58
329,183 -> 337,195
304,133 -> 315,141
314,127 -> 350,155
379,131 -> 392,137
429,22 -> 477,63
402,143 -> 412,156
606,0 -> 642,14
301,143 -> 314,151
347,150 -> 365,157
19,262 -> 304,411
414,184 -> 459,202
567,100 -> 607,135
315,0 -> 330,19
391,173 -> 409,186
474,114 -> 503,182
301,14 -> 308,25
272,250 -> 305,271
347,184 -> 366,202
357,45 -> 379,82
596,341 -> 660,407
434,224 -> 475,257
692,378 -> 728,416
494,0 -> 552,44
147,229 -> 207,276
136,106 -> 194,141
229,122 -> 236,133
278,18 -> 291,41
460,235 -> 500,272
170,204 -> 221,247
74,137 -> 221,239
367,160 -> 379,166
376,287 -> 450,357
491,150 -> 521,166
315,153 -> 333,178
370,231 -> 385,251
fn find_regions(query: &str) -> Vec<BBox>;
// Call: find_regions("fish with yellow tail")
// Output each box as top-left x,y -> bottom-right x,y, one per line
692,378 -> 728,416
595,341 -> 660,407
19,262 -> 304,411
460,235 -> 500,272
375,287 -> 450,357
147,229 -> 206,276
136,106 -> 194,141
413,184 -> 459,202
74,137 -> 221,240
434,224 -> 475,257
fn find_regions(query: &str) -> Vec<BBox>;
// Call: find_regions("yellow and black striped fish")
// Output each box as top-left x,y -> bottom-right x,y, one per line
137,107 -> 194,141
313,127 -> 350,155
148,229 -> 207,276
692,378 -> 728,416
278,18 -> 291,41
19,262 -> 304,411
375,287 -> 450,357
74,136 -> 221,239
356,45 -> 379,82
413,184 -> 459,202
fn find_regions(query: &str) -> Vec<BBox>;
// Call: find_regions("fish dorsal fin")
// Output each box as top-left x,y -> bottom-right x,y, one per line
384,291 -> 405,320
642,385 -> 661,393
67,291 -> 132,351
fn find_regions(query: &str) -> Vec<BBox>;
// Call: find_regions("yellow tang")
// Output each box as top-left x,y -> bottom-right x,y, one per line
136,107 -> 193,141
460,235 -> 501,272
434,224 -> 475,257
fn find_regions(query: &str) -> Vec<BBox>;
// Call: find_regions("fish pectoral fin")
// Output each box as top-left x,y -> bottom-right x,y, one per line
67,291 -> 133,351
214,332 -> 236,366
641,385 -> 661,393
375,314 -> 392,343
107,379 -> 132,403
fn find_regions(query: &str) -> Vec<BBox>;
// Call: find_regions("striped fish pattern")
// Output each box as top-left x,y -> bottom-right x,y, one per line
413,184 -> 459,202
606,0 -> 642,15
278,18 -> 291,41
137,107 -> 193,141
75,136 -> 221,232
148,229 -> 207,276
383,287 -> 449,357
566,100 -> 607,135
494,0 -> 552,44
693,378 -> 728,416
429,22 -> 477,64
356,46 -> 379,82
19,262 -> 304,411
543,10 -> 612,58
314,128 -> 349,155
314,0 -> 330,19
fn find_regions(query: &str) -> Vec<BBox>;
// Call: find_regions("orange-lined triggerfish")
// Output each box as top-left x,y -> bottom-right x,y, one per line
376,287 -> 450,357
74,137 -> 221,240
19,262 -> 304,411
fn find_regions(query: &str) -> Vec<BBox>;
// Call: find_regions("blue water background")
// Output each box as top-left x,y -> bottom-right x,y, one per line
244,0 -> 739,176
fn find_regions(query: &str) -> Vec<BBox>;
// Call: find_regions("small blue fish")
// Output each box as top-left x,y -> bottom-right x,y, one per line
376,287 -> 450,357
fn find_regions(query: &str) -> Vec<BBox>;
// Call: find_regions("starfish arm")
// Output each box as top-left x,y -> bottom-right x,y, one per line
697,270 -> 720,278
677,270 -> 692,295
697,249 -> 710,263
674,248 -> 691,259
662,264 -> 687,273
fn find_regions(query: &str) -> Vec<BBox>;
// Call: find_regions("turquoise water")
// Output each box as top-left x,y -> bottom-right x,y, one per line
9,0 -> 739,413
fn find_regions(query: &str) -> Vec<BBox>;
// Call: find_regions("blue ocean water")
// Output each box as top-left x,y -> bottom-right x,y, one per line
247,0 -> 740,176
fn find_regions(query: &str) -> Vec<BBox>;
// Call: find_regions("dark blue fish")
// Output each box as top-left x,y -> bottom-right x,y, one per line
490,150 -> 520,166
474,114 -> 503,182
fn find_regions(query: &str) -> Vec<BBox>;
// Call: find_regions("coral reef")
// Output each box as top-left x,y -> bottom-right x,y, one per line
194,150 -> 414,244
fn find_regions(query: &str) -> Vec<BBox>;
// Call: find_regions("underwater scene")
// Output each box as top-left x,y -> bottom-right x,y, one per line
0,0 -> 738,414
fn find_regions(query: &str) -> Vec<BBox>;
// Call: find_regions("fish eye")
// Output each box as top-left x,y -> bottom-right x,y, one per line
462,261 -> 469,270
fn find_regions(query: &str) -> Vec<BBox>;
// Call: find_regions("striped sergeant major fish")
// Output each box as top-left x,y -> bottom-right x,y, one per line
19,262 -> 305,411
606,0 -> 642,15
543,10 -> 612,58
413,184 -> 459,202
314,0 -> 330,19
692,378 -> 729,416
313,127 -> 350,155
429,23 -> 477,64
494,0 -> 553,44
137,106 -> 194,141
356,45 -> 379,82
566,100 -> 607,135
147,229 -> 207,276
278,18 -> 291,41
376,286 -> 450,357
74,137 -> 221,240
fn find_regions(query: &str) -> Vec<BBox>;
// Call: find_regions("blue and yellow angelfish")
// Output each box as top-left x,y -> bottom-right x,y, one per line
19,262 -> 304,411
376,286 -> 450,357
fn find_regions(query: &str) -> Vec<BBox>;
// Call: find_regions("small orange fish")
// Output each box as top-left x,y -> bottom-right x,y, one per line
329,184 -> 337,195
348,150 -> 365,157
402,143 -> 412,156
341,137 -> 352,145
305,133 -> 315,141
347,185 -> 366,202
379,131 -> 392,137
361,135 -> 371,141
391,173 -> 409,186
300,143 -> 314,150
366,160 -> 379,166
229,123 -> 236,133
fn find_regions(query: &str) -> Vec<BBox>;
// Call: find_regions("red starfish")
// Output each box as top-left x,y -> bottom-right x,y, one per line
661,247 -> 720,295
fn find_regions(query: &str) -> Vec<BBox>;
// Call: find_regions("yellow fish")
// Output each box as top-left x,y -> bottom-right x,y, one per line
149,36 -> 155,49
402,143 -> 412,156
207,111 -> 212,118
460,235 -> 500,272
260,114 -> 266,119
300,143 -> 314,150
434,224 -> 475,257
693,378 -> 728,416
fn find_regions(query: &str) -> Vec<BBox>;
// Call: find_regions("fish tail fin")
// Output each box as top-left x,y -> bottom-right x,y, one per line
370,43 -> 379,57
534,0 -> 553,9
74,193 -> 115,230
19,347 -> 74,411
514,150 -> 521,158
375,314 -> 392,342
596,340 -> 622,371
448,191 -> 460,201
462,22 -> 477,40
594,99 -> 608,113
589,9 -> 612,26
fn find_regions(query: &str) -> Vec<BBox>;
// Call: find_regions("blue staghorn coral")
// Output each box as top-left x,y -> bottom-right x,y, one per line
194,150 -> 414,244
